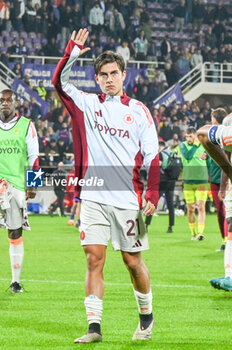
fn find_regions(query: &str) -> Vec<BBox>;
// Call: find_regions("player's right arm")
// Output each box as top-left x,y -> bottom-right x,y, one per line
218,150 -> 231,201
52,29 -> 91,113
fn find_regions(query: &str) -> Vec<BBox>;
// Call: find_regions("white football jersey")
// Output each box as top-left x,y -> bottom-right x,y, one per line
53,40 -> 159,209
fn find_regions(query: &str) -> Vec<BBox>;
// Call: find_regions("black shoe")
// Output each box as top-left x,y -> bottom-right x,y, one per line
166,226 -> 173,233
10,282 -> 23,293
216,243 -> 226,252
48,207 -> 53,216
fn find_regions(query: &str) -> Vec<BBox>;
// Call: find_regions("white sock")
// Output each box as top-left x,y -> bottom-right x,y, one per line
224,240 -> 232,278
84,295 -> 103,324
133,289 -> 153,315
9,241 -> 24,283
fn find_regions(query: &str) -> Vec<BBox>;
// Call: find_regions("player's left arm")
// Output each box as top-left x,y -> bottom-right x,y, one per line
26,121 -> 39,199
138,104 -> 160,215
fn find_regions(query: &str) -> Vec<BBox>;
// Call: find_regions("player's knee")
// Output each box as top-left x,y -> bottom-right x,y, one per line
86,252 -> 105,272
187,203 -> 195,213
122,253 -> 141,272
8,227 -> 22,239
198,201 -> 206,211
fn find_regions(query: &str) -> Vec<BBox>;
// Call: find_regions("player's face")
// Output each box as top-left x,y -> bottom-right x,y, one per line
0,91 -> 17,122
95,62 -> 126,96
186,133 -> 196,145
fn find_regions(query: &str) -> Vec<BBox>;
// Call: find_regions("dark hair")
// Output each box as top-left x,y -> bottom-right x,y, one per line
0,89 -> 18,101
94,51 -> 125,74
186,126 -> 196,134
159,140 -> 166,147
211,107 -> 227,125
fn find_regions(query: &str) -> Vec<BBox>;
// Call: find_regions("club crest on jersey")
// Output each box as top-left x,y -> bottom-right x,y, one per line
80,231 -> 85,240
124,114 -> 134,124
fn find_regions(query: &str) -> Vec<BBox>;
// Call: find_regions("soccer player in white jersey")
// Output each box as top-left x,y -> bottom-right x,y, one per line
53,29 -> 160,343
197,113 -> 232,291
0,89 -> 39,293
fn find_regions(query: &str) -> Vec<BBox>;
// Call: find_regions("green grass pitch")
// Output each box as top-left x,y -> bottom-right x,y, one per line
0,214 -> 232,349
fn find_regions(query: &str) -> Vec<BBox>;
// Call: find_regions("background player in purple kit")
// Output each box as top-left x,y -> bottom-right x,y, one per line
53,28 -> 160,343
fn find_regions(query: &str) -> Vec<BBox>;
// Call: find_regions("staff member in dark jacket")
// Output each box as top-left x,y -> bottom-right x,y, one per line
49,162 -> 66,216
145,141 -> 176,233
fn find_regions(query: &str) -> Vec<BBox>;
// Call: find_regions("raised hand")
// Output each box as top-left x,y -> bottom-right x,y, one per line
71,28 -> 91,56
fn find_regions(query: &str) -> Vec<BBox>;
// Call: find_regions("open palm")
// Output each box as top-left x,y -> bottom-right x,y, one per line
71,28 -> 91,56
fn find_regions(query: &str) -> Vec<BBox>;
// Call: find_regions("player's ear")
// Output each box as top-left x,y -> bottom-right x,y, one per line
95,74 -> 99,85
122,70 -> 126,82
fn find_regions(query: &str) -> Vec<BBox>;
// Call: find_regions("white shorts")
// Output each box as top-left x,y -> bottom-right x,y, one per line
224,180 -> 232,219
0,184 -> 30,230
80,199 -> 148,252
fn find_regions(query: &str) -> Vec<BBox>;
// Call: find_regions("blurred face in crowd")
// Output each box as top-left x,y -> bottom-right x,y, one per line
95,62 -> 126,96
186,132 -> 196,145
0,90 -> 17,122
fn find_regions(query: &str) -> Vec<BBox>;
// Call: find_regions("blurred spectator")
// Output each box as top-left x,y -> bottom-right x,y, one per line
160,35 -> 171,62
24,75 -> 33,89
104,4 -> 114,35
19,99 -> 31,119
159,118 -> 173,141
45,138 -> 59,163
204,26 -> 217,49
132,30 -> 148,61
176,53 -> 191,77
201,101 -> 212,122
212,19 -> 226,47
0,0 -> 10,32
173,0 -> 186,33
190,48 -> 203,68
0,50 -> 10,67
88,1 -> 104,35
57,138 -> 68,162
172,117 -> 181,138
116,40 -> 130,64
59,122 -> 70,145
37,0 -> 49,36
7,38 -> 28,56
196,112 -> 205,129
217,45 -> 226,63
11,0 -> 25,32
49,162 -> 66,216
70,3 -> 81,32
51,101 -> 64,122
12,62 -> 23,78
39,37 -> 60,57
59,0 -> 71,50
36,80 -> 47,100
109,7 -> 125,39
23,0 -> 36,32
129,7 -> 141,35
211,1 -> 228,23
192,0 -> 206,32
164,62 -> 179,87
170,45 -> 179,64
30,97 -> 42,120
141,18 -> 153,42
104,37 -> 116,51
47,10 -> 60,40
53,114 -> 64,132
